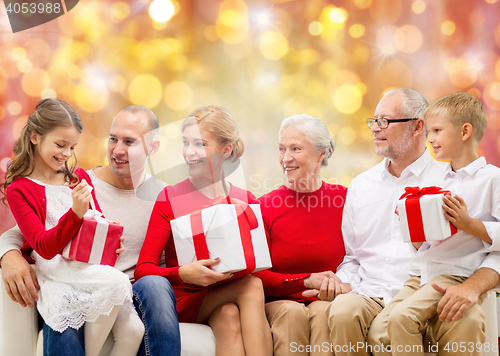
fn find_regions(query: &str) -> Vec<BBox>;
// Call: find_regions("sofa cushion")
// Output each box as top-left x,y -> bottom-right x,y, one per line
34,323 -> 216,356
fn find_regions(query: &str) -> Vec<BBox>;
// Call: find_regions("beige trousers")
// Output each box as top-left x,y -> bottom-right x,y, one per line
325,293 -> 385,356
368,275 -> 486,356
266,300 -> 333,356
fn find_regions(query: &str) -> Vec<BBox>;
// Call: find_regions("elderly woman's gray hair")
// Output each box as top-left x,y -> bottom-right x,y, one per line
279,114 -> 335,166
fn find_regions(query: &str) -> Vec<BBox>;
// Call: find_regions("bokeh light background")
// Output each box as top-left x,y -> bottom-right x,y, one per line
2,0 -> 500,234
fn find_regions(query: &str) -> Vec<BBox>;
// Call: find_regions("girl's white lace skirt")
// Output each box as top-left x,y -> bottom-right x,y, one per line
34,252 -> 133,333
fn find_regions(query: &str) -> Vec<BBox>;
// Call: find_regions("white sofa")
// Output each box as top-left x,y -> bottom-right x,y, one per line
1,268 -> 498,356
0,268 -> 216,356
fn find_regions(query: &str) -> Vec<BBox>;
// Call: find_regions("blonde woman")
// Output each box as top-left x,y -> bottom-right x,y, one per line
135,106 -> 272,356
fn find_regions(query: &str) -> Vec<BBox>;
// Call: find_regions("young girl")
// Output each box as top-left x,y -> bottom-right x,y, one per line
1,99 -> 144,356
135,106 -> 273,356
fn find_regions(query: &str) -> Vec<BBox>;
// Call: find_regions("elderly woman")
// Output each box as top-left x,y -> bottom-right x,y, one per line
254,114 -> 348,356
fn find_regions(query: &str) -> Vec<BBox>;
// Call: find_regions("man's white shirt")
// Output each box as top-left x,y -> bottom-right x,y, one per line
336,150 -> 448,303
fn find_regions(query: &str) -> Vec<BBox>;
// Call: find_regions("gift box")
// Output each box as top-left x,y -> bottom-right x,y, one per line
397,186 -> 457,243
62,209 -> 123,266
171,199 -> 272,274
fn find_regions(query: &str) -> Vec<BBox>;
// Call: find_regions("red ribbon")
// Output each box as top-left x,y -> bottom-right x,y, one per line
187,197 -> 258,272
398,186 -> 457,243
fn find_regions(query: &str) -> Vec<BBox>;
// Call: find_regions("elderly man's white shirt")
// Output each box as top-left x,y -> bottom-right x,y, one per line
408,156 -> 500,284
336,150 -> 448,303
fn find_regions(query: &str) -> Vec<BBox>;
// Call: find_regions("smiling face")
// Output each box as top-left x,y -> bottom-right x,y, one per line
427,114 -> 463,161
32,125 -> 80,175
372,93 -> 415,160
182,124 -> 231,182
107,111 -> 155,179
278,126 -> 325,192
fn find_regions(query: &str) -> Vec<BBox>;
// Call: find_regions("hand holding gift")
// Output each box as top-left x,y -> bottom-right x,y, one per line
178,258 -> 233,287
442,195 -> 472,232
116,231 -> 125,261
442,194 -> 492,244
71,179 -> 92,218
397,186 -> 458,243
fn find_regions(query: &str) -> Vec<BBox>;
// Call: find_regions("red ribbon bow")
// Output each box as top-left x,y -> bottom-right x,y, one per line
188,196 -> 258,273
398,186 -> 457,243
399,186 -> 449,200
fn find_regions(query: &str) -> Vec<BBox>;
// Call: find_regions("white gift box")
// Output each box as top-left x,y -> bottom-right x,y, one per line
171,203 -> 272,274
397,187 -> 457,243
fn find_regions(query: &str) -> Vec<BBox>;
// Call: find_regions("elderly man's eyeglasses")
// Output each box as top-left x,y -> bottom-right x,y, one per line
366,117 -> 418,129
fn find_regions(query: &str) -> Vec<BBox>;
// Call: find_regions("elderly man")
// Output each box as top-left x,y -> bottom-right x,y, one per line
324,88 -> 500,355
0,105 -> 181,356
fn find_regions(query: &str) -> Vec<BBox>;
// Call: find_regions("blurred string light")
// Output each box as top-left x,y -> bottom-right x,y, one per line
308,21 -> 323,36
7,102 -> 22,116
394,25 -> 423,54
41,89 -> 57,99
256,12 -> 271,27
129,74 -> 163,108
259,31 -> 288,60
249,0 -> 282,33
217,6 -> 249,44
349,24 -> 365,38
111,2 -> 131,23
22,68 -> 50,97
329,7 -> 348,24
0,157 -> 11,173
333,85 -> 363,114
441,20 -> 456,35
412,1 -> 426,14
149,0 -> 175,23
164,81 -> 193,111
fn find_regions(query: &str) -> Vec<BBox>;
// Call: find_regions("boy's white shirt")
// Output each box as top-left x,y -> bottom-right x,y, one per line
409,156 -> 500,284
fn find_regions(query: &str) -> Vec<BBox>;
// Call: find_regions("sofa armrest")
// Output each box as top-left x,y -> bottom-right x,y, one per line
98,323 -> 216,356
38,320 -> 216,356
0,267 -> 39,356
482,290 -> 498,356
179,323 -> 216,356
1,268 -> 214,356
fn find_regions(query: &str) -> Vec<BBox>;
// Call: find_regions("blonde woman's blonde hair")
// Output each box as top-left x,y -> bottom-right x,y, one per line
423,92 -> 488,143
181,106 -> 244,162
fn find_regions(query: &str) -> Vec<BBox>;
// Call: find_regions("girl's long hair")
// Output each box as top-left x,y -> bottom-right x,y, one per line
1,99 -> 83,206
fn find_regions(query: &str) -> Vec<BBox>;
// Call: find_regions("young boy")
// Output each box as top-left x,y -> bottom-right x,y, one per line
383,92 -> 500,356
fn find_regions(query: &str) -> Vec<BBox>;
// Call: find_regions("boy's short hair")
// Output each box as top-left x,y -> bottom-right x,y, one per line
423,92 -> 488,143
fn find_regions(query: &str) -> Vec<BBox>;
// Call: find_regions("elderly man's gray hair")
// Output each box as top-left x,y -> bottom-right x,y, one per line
384,88 -> 429,119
